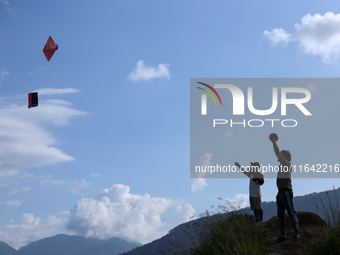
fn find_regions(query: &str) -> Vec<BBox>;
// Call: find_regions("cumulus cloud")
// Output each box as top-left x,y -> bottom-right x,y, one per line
191,178 -> 208,193
295,12 -> 340,63
264,28 -> 292,46
198,153 -> 213,168
0,213 -> 66,249
0,90 -> 85,175
67,184 -> 195,244
264,12 -> 340,63
128,60 -> 170,82
225,193 -> 249,210
191,153 -> 212,192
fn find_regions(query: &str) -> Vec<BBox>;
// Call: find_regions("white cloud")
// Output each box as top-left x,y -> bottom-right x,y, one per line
199,152 -> 213,166
128,60 -> 170,82
264,12 -> 340,63
225,193 -> 249,210
0,213 -> 66,249
263,28 -> 292,46
66,184 -> 195,244
0,92 -> 85,176
6,200 -> 24,207
37,88 -> 80,95
29,103 -> 85,127
295,12 -> 340,63
191,178 -> 208,193
191,153 -> 212,192
90,173 -> 101,177
0,70 -> 10,85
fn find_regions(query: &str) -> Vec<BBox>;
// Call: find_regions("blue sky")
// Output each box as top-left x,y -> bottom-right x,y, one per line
1,0 -> 340,249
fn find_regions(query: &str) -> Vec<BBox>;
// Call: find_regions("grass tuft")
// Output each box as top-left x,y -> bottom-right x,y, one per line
161,198 -> 266,255
305,187 -> 340,255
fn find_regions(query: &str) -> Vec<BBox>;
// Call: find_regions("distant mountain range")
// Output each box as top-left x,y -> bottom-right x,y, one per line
0,234 -> 141,255
122,187 -> 340,255
0,188 -> 338,255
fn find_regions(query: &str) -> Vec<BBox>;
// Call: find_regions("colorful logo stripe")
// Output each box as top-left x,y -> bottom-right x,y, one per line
196,82 -> 223,106
197,87 -> 217,105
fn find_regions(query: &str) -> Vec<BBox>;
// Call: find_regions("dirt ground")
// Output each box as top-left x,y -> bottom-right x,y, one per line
258,211 -> 326,255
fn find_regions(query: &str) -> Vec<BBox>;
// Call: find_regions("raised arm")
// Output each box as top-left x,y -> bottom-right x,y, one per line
235,162 -> 250,177
269,135 -> 288,165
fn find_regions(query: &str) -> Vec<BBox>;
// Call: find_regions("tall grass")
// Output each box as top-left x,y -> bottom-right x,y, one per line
313,187 -> 340,228
185,211 -> 266,255
305,187 -> 340,255
161,198 -> 266,255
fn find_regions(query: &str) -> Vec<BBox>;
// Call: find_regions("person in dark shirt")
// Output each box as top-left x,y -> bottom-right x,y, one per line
269,133 -> 300,242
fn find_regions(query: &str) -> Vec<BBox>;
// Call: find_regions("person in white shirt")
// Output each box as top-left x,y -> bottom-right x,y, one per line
235,162 -> 264,222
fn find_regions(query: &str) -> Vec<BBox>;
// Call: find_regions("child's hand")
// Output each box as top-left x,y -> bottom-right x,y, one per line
269,133 -> 278,142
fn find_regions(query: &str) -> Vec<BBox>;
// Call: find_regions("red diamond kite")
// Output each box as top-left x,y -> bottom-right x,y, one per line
43,36 -> 58,61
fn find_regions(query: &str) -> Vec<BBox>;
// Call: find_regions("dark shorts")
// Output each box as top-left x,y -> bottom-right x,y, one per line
250,196 -> 262,210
